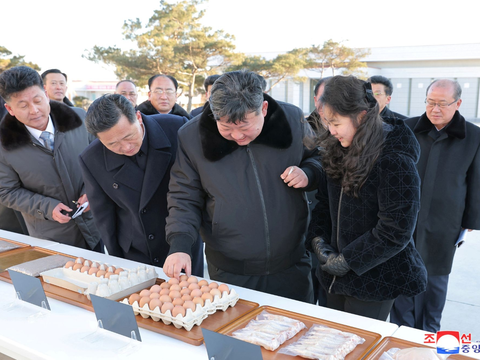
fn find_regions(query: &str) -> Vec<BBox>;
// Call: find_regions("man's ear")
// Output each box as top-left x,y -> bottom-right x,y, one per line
4,103 -> 15,116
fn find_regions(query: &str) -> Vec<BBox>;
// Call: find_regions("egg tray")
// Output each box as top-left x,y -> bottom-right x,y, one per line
120,288 -> 240,331
41,266 -> 157,301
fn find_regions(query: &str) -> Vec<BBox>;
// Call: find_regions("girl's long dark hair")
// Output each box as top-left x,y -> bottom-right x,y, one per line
313,76 -> 385,197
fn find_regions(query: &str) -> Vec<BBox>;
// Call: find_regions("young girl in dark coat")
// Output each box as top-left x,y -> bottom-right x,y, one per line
307,75 -> 427,321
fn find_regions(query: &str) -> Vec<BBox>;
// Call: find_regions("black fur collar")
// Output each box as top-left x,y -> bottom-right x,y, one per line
0,101 -> 83,151
199,93 -> 293,162
413,110 -> 466,139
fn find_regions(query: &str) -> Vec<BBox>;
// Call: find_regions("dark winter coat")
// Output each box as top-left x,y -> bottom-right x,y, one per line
381,106 -> 407,121
137,100 -> 192,120
405,111 -> 480,275
79,113 -> 204,274
0,101 -> 101,249
308,119 -> 427,301
166,94 -> 322,276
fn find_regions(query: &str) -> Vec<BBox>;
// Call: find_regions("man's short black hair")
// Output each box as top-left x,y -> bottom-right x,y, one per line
85,94 -> 137,137
148,74 -> 178,90
314,77 -> 332,97
41,69 -> 68,82
368,75 -> 393,96
116,79 -> 136,89
0,66 -> 43,101
204,75 -> 221,92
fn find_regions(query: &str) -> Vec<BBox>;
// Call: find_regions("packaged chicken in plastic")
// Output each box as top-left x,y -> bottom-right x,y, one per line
278,324 -> 365,359
379,347 -> 445,360
231,311 -> 306,351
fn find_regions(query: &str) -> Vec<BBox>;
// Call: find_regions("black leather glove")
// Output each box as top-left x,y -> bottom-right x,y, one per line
321,253 -> 350,277
311,237 -> 337,265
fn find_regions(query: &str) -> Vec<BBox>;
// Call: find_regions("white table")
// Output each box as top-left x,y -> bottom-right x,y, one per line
0,232 -> 398,360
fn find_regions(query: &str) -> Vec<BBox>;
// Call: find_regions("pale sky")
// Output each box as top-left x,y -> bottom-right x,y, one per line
1,0 -> 479,81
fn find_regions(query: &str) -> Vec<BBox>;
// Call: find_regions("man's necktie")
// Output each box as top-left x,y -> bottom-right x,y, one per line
40,131 -> 54,151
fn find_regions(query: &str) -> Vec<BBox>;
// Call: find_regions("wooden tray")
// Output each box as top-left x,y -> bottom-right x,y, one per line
364,336 -> 477,360
217,305 -> 382,360
0,246 -> 70,272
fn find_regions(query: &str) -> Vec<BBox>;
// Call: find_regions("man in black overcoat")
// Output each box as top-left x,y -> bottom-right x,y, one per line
79,94 -> 203,275
390,79 -> 480,332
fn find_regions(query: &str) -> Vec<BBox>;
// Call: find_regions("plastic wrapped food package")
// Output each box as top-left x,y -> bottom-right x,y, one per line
379,347 -> 445,360
278,324 -> 365,359
0,240 -> 20,253
231,311 -> 306,351
8,254 -> 72,276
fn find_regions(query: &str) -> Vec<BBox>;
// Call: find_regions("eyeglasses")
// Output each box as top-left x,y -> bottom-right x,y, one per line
152,88 -> 176,96
120,92 -> 138,97
373,92 -> 385,96
425,99 -> 457,109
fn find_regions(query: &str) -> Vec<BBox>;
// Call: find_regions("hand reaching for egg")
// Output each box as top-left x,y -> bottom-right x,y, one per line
163,252 -> 191,279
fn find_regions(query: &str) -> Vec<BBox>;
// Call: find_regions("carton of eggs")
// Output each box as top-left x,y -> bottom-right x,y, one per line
121,276 -> 239,331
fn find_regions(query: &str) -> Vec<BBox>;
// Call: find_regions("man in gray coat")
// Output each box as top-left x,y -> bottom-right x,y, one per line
0,66 -> 102,251
390,79 -> 480,332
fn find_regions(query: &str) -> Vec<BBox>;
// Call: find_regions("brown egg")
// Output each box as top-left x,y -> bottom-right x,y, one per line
129,293 -> 141,305
107,266 -> 116,273
188,283 -> 200,291
210,288 -> 222,298
187,276 -> 198,284
114,268 -> 124,274
168,278 -> 179,285
99,264 -> 107,270
201,292 -> 213,303
83,260 -> 91,267
170,284 -> 181,292
80,265 -> 90,273
96,270 -> 106,277
72,263 -> 83,271
208,282 -> 219,289
172,305 -> 186,317
104,271 -> 114,279
181,294 -> 193,302
64,261 -> 75,269
183,300 -> 196,312
179,274 -> 188,282
198,279 -> 208,287
139,296 -> 150,308
160,282 -> 171,289
159,295 -> 172,303
149,299 -> 162,311
179,281 -> 189,288
190,289 -> 203,298
159,288 -> 170,296
200,285 -> 210,293
149,292 -> 160,299
90,262 -> 99,268
169,290 -> 181,299
88,267 -> 99,276
180,288 -> 191,296
150,285 -> 161,293
218,284 -> 229,294
172,297 -> 184,306
192,297 -> 204,307
161,302 -> 174,314
139,289 -> 151,298
75,257 -> 85,264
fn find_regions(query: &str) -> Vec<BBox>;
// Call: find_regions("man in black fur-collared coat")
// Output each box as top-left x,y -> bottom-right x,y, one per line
163,71 -> 322,303
0,66 -> 101,251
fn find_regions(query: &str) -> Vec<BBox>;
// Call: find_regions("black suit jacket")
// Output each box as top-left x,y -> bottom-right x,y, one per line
79,113 -> 203,274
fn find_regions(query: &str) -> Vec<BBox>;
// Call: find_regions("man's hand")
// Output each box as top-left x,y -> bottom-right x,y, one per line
280,166 -> 308,188
77,194 -> 90,213
163,253 -> 191,279
311,237 -> 336,265
52,203 -> 73,224
321,253 -> 350,277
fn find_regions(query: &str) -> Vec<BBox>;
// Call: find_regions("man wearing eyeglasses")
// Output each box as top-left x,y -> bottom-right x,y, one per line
114,80 -> 138,107
390,79 -> 480,332
368,76 -> 406,121
137,75 -> 191,119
